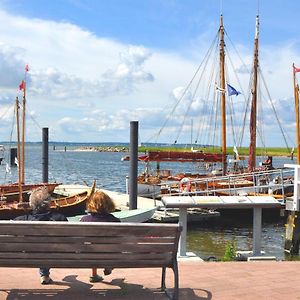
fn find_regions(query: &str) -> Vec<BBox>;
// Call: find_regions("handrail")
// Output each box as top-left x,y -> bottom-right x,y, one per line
159,168 -> 293,200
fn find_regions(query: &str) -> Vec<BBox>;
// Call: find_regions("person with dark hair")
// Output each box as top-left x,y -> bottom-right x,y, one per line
14,186 -> 67,284
80,190 -> 120,283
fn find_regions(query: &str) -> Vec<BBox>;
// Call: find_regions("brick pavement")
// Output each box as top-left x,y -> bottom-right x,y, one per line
0,261 -> 300,299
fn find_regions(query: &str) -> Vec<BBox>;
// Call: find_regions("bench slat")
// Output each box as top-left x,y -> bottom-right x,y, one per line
0,221 -> 179,237
0,251 -> 172,261
1,242 -> 175,253
0,235 -> 176,244
0,259 -> 173,268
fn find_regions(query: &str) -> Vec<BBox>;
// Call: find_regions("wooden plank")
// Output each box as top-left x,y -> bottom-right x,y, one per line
0,235 -> 176,244
0,220 -> 180,229
0,259 -> 172,268
0,225 -> 178,238
1,242 -> 175,253
0,252 -> 172,261
0,221 -> 180,232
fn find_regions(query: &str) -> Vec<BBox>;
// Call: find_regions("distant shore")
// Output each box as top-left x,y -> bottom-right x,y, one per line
74,146 -> 129,152
72,145 -> 293,157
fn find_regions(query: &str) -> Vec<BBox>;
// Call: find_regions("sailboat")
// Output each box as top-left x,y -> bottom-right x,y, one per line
0,65 -> 95,218
0,66 -> 60,203
134,13 -> 293,199
284,64 -> 300,253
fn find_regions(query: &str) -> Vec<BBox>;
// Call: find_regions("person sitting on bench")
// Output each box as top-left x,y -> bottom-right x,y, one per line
14,186 -> 67,285
80,190 -> 120,283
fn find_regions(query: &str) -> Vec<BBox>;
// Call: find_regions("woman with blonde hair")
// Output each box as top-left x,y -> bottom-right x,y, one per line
80,190 -> 120,282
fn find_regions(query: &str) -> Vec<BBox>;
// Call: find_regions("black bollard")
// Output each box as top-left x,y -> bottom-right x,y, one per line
10,148 -> 17,167
42,128 -> 49,183
129,121 -> 138,210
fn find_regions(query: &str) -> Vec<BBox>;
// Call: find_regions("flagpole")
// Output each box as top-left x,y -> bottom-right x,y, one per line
248,15 -> 259,172
219,14 -> 227,175
15,97 -> 23,203
21,65 -> 28,184
21,81 -> 25,184
293,63 -> 300,164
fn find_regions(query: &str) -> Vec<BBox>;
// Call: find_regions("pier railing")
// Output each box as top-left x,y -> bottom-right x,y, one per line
159,168 -> 294,200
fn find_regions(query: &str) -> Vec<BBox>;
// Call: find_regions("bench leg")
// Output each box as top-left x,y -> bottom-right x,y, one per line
172,261 -> 179,300
161,262 -> 179,300
161,267 -> 166,290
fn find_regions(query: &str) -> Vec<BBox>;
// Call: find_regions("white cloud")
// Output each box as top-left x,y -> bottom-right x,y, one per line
0,7 -> 298,147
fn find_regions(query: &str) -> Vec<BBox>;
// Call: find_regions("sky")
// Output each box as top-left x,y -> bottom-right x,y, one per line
0,0 -> 299,147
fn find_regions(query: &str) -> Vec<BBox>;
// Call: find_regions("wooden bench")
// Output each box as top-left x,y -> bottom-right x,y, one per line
0,221 -> 182,300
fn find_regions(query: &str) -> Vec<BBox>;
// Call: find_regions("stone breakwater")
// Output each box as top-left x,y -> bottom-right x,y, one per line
75,146 -> 129,152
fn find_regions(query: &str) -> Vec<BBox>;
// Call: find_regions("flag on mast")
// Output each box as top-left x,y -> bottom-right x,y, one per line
294,65 -> 300,73
19,80 -> 25,91
227,84 -> 241,96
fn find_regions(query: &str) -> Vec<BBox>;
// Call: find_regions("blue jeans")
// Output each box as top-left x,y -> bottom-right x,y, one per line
39,268 -> 50,277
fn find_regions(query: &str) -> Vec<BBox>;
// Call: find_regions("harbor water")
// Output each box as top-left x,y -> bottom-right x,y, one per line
0,143 -> 298,261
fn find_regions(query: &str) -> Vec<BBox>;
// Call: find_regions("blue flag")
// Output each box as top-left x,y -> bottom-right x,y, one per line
227,84 -> 241,96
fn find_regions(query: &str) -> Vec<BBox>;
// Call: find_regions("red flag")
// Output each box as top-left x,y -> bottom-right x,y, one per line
294,65 -> 300,73
19,80 -> 25,90
25,64 -> 29,72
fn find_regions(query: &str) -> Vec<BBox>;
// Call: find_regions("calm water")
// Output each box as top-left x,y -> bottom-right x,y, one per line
0,144 -> 298,261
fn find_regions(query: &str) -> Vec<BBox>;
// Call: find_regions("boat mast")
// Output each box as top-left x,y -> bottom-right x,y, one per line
293,63 -> 300,163
219,14 -> 227,174
248,15 -> 259,172
21,79 -> 26,184
15,97 -> 23,203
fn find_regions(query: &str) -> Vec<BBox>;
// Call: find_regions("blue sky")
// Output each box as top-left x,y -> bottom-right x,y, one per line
0,0 -> 299,147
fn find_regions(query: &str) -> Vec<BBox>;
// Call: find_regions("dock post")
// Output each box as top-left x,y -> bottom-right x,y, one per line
10,148 -> 17,167
179,207 -> 187,256
284,164 -> 300,254
129,121 -> 138,210
42,127 -> 49,183
253,207 -> 262,256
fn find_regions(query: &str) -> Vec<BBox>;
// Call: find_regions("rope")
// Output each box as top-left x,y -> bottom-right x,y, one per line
260,68 -> 291,152
148,32 -> 219,144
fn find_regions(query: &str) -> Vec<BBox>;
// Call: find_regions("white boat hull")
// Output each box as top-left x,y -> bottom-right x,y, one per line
137,183 -> 161,198
67,207 -> 157,223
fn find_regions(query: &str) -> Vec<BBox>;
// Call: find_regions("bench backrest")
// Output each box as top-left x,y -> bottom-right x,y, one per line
0,221 -> 182,269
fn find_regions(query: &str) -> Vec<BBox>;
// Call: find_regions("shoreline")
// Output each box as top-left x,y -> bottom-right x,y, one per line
71,146 -> 293,157
74,146 -> 129,152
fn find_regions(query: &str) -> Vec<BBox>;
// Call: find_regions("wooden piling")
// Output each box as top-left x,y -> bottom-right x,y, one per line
285,211 -> 300,255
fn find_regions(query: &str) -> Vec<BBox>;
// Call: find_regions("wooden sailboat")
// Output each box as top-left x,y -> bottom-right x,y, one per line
135,14 -> 246,197
135,13 -> 292,199
0,67 -> 60,203
0,66 -> 94,218
284,63 -> 300,253
0,182 -> 96,220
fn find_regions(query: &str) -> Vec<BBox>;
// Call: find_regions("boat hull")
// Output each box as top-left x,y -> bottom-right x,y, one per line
0,182 -> 60,202
0,187 -> 92,220
67,207 -> 157,223
137,183 -> 161,198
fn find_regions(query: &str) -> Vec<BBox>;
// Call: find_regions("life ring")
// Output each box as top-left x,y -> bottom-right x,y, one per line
179,177 -> 192,193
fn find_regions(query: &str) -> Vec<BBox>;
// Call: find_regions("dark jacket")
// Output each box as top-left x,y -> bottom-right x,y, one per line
14,207 -> 67,221
80,212 -> 120,223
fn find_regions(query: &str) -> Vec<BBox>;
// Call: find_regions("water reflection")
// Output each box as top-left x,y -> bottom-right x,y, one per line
186,217 -> 298,261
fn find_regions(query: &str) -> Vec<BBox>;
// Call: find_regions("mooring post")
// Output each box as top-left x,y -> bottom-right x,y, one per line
284,164 -> 300,254
10,148 -> 17,167
42,127 -> 49,183
129,121 -> 138,210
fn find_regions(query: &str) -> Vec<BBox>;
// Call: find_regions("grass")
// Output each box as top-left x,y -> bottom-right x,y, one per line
138,146 -> 293,157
